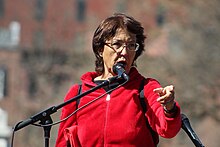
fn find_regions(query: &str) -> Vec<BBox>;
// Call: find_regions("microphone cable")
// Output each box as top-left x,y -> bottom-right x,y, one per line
34,79 -> 127,127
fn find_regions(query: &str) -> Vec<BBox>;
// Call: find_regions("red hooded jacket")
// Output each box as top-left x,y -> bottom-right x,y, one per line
56,68 -> 181,147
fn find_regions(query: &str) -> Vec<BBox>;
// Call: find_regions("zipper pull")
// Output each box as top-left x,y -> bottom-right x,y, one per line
106,94 -> 110,101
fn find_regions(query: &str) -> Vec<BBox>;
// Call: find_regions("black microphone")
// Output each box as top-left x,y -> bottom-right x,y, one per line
181,114 -> 205,147
113,63 -> 129,81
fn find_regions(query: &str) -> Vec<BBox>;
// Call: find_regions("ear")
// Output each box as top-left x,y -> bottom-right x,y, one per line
99,52 -> 103,57
99,48 -> 104,57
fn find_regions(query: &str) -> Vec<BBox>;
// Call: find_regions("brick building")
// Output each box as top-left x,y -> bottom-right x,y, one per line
1,0 -> 218,147
0,0 -> 163,146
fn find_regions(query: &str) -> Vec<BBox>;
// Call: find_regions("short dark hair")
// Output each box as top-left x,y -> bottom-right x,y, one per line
92,13 -> 146,74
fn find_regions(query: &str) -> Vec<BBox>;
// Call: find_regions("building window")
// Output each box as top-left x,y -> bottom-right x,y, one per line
32,30 -> 44,49
28,72 -> 38,97
156,5 -> 166,27
76,0 -> 86,22
35,0 -> 47,21
9,21 -> 21,46
0,68 -> 7,99
0,0 -> 4,18
0,21 -> 20,48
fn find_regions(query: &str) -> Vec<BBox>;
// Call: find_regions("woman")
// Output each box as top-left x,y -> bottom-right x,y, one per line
56,13 -> 181,147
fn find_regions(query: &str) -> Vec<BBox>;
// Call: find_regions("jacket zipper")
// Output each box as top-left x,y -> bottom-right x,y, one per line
104,94 -> 111,147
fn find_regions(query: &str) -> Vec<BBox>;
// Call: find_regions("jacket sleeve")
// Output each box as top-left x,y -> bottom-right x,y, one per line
144,78 -> 182,138
55,84 -> 79,147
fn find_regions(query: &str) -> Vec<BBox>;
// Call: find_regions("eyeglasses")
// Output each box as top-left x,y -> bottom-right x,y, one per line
105,40 -> 139,52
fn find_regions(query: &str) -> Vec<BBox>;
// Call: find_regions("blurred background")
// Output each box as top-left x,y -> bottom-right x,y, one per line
0,0 -> 219,147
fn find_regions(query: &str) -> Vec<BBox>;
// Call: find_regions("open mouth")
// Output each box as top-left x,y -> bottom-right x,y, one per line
116,61 -> 127,67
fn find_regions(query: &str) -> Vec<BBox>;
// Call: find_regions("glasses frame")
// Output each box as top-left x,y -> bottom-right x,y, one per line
104,42 -> 140,52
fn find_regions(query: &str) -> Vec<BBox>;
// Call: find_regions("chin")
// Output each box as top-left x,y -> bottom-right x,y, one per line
125,66 -> 131,74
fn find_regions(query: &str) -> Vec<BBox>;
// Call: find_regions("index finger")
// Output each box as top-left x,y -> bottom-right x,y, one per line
153,87 -> 164,95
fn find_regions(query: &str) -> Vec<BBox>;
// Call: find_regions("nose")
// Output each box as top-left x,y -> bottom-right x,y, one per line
119,45 -> 128,55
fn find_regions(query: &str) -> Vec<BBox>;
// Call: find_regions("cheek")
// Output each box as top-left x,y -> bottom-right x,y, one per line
102,50 -> 117,66
128,52 -> 136,64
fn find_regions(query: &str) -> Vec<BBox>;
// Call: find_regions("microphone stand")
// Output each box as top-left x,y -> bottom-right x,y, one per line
181,113 -> 205,147
13,76 -> 119,147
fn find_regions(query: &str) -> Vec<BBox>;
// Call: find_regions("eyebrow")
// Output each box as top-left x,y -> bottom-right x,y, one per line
112,39 -> 136,43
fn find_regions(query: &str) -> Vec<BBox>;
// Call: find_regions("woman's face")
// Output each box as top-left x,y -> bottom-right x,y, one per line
101,28 -> 137,79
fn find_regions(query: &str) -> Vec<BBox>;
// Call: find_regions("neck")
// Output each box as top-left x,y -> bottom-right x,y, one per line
94,71 -> 114,81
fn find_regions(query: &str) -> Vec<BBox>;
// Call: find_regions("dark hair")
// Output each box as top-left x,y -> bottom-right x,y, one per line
92,13 -> 146,74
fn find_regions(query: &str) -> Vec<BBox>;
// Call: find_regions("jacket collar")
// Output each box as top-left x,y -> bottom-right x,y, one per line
81,67 -> 142,86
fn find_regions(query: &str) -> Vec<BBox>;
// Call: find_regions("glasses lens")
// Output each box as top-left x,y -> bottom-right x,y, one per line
127,43 -> 139,51
111,41 -> 123,50
127,43 -> 136,50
